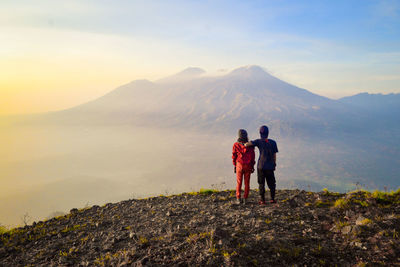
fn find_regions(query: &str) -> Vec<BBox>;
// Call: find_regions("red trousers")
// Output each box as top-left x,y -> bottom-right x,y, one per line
236,163 -> 252,199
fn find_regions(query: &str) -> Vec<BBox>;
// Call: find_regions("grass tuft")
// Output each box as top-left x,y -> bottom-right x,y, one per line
0,225 -> 8,235
359,218 -> 372,225
334,198 -> 349,209
315,200 -> 332,208
199,188 -> 218,195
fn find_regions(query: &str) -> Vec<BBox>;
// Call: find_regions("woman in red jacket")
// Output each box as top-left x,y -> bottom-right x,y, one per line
232,129 -> 255,204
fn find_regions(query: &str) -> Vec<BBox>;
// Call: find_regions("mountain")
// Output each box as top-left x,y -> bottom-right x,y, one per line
1,189 -> 399,266
339,93 -> 400,127
44,65 -> 361,138
339,92 -> 400,111
43,66 -> 400,190
157,67 -> 206,83
2,65 -> 399,226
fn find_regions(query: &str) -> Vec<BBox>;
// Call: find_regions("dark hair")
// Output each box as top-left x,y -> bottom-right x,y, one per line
259,125 -> 269,138
237,129 -> 248,143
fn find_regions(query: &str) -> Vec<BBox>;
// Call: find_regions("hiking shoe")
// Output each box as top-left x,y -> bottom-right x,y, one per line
243,199 -> 248,205
258,200 -> 266,205
270,199 -> 277,204
236,198 -> 241,204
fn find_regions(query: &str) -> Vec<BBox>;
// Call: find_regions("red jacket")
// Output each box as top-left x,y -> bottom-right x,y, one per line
232,142 -> 255,167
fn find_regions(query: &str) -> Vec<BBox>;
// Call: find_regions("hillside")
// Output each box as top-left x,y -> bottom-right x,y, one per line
339,92 -> 400,111
38,65 -> 358,136
1,189 -> 399,266
339,93 -> 400,128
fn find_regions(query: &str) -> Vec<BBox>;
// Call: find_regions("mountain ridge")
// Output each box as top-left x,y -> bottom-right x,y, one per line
44,65 -> 361,137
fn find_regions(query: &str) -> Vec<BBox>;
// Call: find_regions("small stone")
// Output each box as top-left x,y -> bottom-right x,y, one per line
341,226 -> 352,235
355,216 -> 366,226
140,256 -> 149,264
321,223 -> 331,231
0,248 -> 5,257
70,208 -> 78,214
368,237 -> 378,244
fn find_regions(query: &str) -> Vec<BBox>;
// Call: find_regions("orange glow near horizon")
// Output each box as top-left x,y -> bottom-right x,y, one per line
0,55 -> 167,115
0,27 -> 186,115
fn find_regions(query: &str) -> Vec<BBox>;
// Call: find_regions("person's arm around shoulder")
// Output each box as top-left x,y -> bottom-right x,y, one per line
244,140 -> 255,147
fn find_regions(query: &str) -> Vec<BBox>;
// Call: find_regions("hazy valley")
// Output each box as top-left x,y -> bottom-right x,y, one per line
1,66 -> 399,226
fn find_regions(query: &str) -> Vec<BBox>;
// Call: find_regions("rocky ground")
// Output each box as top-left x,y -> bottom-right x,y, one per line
1,188 -> 399,266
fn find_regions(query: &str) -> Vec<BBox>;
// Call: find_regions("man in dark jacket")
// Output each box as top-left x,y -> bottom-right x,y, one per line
245,125 -> 278,205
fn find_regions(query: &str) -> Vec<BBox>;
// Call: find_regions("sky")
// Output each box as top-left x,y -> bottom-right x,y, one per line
1,0 -> 399,114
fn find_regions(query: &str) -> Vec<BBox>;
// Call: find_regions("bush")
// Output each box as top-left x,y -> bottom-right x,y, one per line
334,198 -> 349,209
199,188 -> 218,195
0,224 -> 8,234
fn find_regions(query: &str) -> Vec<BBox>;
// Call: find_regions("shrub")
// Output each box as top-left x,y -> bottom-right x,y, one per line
199,188 -> 218,195
315,200 -> 332,208
0,224 -> 8,234
372,189 -> 400,204
334,198 -> 349,209
322,188 -> 341,196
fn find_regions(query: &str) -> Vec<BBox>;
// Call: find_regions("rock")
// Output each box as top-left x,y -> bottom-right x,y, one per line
351,225 -> 361,234
321,222 -> 331,231
1,189 -> 399,266
70,208 -> 78,214
368,236 -> 378,244
341,226 -> 352,235
355,216 -> 366,226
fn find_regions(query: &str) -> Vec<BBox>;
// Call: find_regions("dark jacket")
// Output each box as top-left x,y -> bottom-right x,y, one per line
251,138 -> 278,170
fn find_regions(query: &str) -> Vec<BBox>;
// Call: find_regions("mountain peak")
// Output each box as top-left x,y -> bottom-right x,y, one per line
157,67 -> 206,83
229,65 -> 269,77
177,67 -> 206,76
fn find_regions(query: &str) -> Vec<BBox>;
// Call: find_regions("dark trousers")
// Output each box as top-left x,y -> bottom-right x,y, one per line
257,169 -> 276,201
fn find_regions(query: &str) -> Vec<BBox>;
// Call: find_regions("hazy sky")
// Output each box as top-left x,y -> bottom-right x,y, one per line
1,0 -> 399,114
